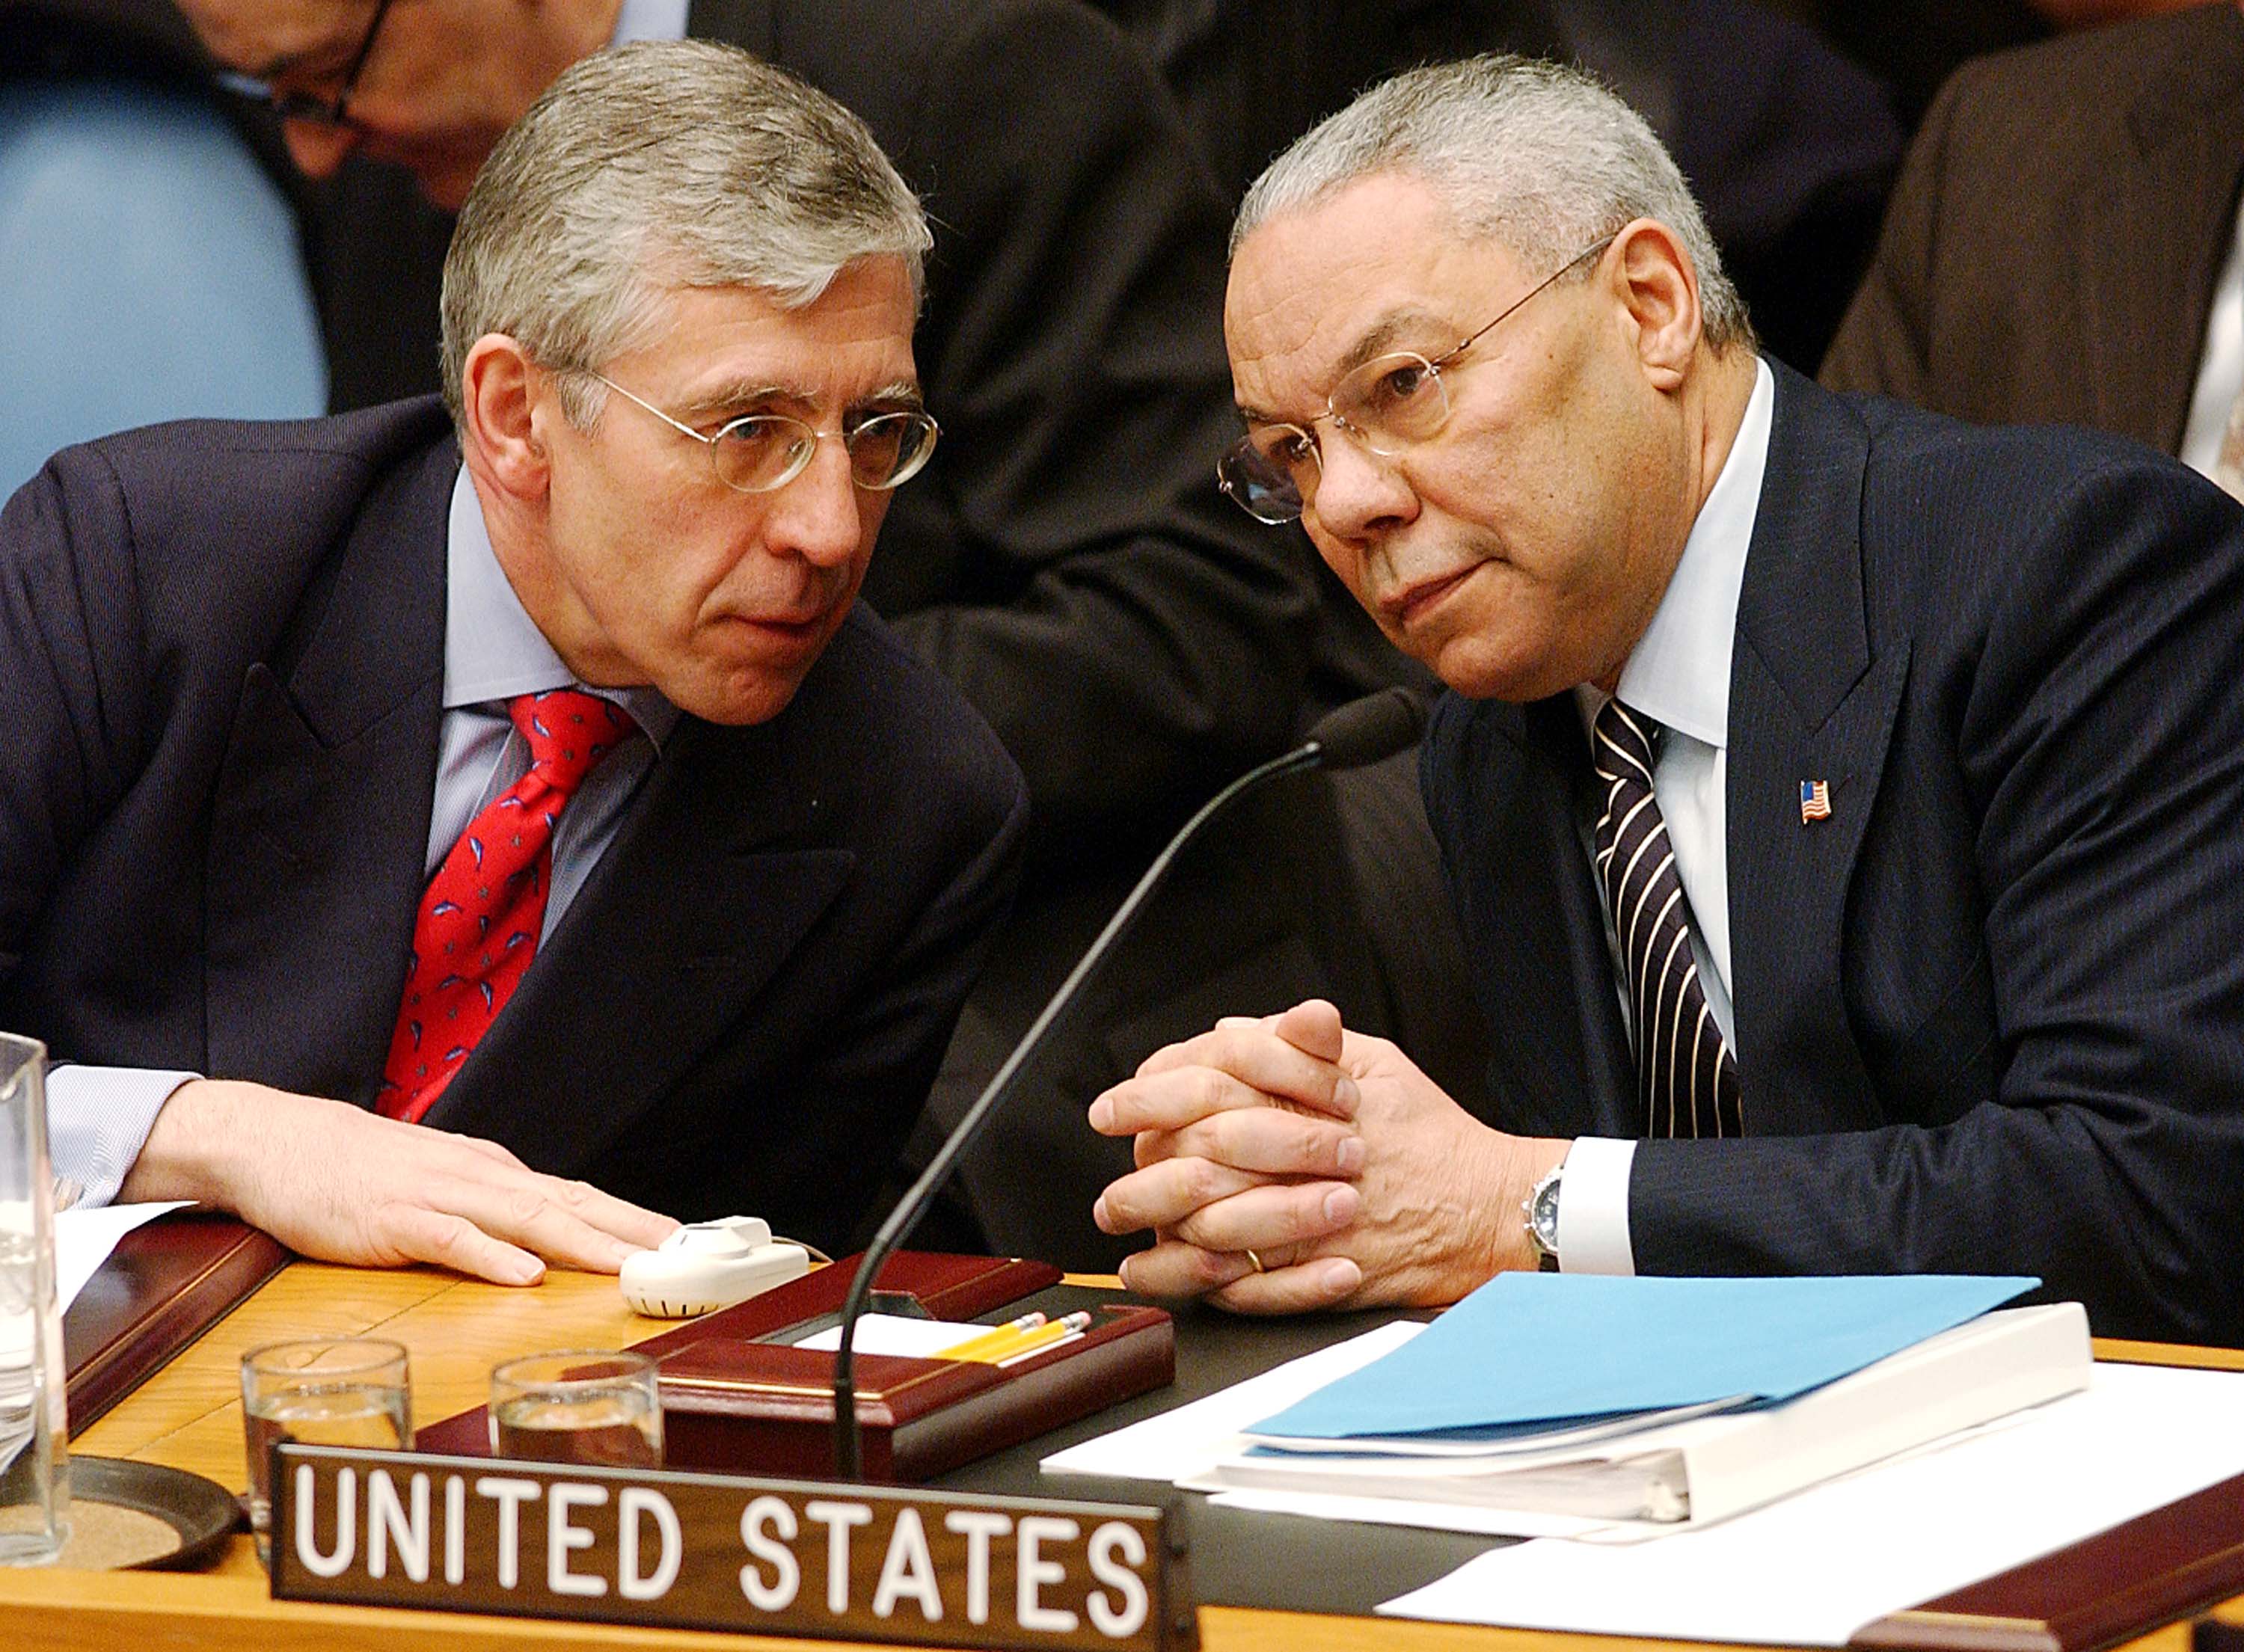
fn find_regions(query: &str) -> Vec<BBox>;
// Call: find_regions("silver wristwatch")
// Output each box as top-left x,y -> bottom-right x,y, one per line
1523,1161 -> 1563,1272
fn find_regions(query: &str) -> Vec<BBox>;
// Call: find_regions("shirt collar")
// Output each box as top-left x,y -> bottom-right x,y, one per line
611,0 -> 690,44
1595,356 -> 1774,751
443,466 -> 681,747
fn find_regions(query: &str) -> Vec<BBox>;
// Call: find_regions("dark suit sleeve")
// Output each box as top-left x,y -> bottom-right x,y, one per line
1629,457 -> 2244,1344
0,456 -> 144,987
872,0 -> 1316,850
1816,59 -> 1966,401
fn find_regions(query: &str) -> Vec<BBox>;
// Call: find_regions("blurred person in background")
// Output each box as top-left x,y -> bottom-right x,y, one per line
1085,0 -> 1904,375
1822,1 -> 2244,500
0,0 -> 324,489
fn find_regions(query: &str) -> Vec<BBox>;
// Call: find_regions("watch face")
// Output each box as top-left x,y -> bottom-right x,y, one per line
1530,1171 -> 1562,1253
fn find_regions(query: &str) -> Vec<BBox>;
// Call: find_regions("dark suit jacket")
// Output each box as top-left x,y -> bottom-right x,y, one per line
1820,3 -> 2244,452
0,399 -> 1029,1254
1423,363 -> 2244,1344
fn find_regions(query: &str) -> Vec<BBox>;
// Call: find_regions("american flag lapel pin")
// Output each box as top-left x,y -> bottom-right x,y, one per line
1800,779 -> 1832,824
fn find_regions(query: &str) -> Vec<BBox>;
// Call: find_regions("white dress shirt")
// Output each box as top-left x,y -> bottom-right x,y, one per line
2179,205 -> 2244,483
49,467 -> 675,1207
1553,358 -> 1774,1275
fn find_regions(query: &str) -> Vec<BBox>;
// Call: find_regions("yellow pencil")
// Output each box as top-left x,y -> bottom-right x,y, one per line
939,1312 -> 1048,1363
953,1311 -> 1093,1365
996,1329 -> 1086,1368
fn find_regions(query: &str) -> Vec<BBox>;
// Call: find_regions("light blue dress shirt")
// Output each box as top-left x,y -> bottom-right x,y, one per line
49,467 -> 678,1207
613,0 -> 689,45
1554,358 -> 1774,1276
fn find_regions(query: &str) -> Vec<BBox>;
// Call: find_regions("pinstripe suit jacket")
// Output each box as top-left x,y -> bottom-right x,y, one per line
1421,363 -> 2244,1344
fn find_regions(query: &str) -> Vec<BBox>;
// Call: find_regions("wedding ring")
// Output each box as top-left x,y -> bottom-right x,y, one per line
1245,1248 -> 1266,1274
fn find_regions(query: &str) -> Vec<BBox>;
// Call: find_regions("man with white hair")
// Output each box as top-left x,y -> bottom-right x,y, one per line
0,42 -> 1027,1283
1088,55 -> 2244,1343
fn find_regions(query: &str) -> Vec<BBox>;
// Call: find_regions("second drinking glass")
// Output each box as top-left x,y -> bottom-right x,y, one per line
488,1349 -> 663,1468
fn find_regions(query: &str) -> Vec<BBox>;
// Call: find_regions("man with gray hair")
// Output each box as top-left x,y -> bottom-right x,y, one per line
1088,55 -> 2244,1343
0,40 -> 1027,1283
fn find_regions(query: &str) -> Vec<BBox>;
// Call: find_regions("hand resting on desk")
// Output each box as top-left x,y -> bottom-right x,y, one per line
117,1078 -> 678,1285
1088,1000 -> 1566,1312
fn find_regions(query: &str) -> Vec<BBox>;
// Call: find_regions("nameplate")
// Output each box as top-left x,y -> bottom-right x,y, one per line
270,1446 -> 1194,1651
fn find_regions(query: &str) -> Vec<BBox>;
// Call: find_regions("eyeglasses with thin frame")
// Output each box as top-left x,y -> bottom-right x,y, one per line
215,0 -> 397,126
589,373 -> 942,494
1216,234 -> 1617,526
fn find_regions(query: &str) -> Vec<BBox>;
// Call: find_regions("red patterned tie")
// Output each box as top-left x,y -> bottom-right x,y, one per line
378,690 -> 638,1123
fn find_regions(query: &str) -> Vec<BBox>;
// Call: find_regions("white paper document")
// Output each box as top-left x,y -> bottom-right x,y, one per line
1207,1485 -> 1604,1539
1040,1321 -> 1424,1482
795,1315 -> 994,1357
55,1201 -> 188,1314
1378,1361 -> 2244,1645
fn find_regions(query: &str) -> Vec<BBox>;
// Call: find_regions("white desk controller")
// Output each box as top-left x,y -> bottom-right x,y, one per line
619,1216 -> 813,1318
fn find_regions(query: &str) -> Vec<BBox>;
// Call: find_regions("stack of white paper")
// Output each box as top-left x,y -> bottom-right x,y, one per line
55,1200 -> 188,1312
1194,1304 -> 2092,1529
1041,1320 -> 1423,1484
1376,1360 -> 2244,1646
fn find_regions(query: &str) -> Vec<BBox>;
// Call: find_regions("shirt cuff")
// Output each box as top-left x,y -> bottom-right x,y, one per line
1555,1136 -> 1637,1275
45,1065 -> 201,1209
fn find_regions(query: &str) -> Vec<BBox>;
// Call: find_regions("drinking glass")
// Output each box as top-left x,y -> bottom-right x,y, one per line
488,1349 -> 663,1468
240,1338 -> 411,1546
0,1033 -> 68,1565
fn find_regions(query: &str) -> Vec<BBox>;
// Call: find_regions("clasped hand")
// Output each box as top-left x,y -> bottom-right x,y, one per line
1087,1000 -> 1566,1312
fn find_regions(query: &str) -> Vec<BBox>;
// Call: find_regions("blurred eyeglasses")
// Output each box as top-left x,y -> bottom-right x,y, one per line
1216,234 -> 1616,526
216,0 -> 396,126
590,374 -> 941,494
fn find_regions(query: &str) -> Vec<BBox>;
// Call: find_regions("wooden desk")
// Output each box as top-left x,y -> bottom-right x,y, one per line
6,1262 -> 2240,1652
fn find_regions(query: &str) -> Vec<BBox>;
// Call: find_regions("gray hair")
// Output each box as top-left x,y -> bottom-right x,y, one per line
1234,55 -> 1753,352
440,39 -> 931,427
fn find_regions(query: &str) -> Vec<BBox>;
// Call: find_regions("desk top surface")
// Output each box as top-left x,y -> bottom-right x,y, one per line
8,1258 -> 2241,1652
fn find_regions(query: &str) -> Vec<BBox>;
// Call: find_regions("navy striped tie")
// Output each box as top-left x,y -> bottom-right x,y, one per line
1591,700 -> 1743,1138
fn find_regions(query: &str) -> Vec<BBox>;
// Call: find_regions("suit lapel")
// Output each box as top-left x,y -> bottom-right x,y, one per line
423,714 -> 855,1174
2082,22 -> 2244,452
203,442 -> 453,1102
1460,700 -> 1636,1138
1726,366 -> 1906,1129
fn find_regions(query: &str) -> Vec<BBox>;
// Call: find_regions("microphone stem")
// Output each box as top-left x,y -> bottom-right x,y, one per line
832,739 -> 1327,1479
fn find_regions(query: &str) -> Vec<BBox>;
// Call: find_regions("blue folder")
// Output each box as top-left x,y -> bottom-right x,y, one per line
1250,1273 -> 2038,1442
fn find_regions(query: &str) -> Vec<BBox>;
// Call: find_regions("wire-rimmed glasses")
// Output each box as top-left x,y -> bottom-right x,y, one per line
590,374 -> 941,494
1216,234 -> 1616,525
215,0 -> 397,127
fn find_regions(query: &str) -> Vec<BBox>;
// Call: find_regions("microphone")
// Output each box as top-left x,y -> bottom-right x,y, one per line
830,686 -> 1427,1478
1299,682 -> 1429,771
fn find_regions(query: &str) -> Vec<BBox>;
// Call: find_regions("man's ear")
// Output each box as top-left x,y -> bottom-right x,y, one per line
459,334 -> 554,501
1605,218 -> 1703,390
